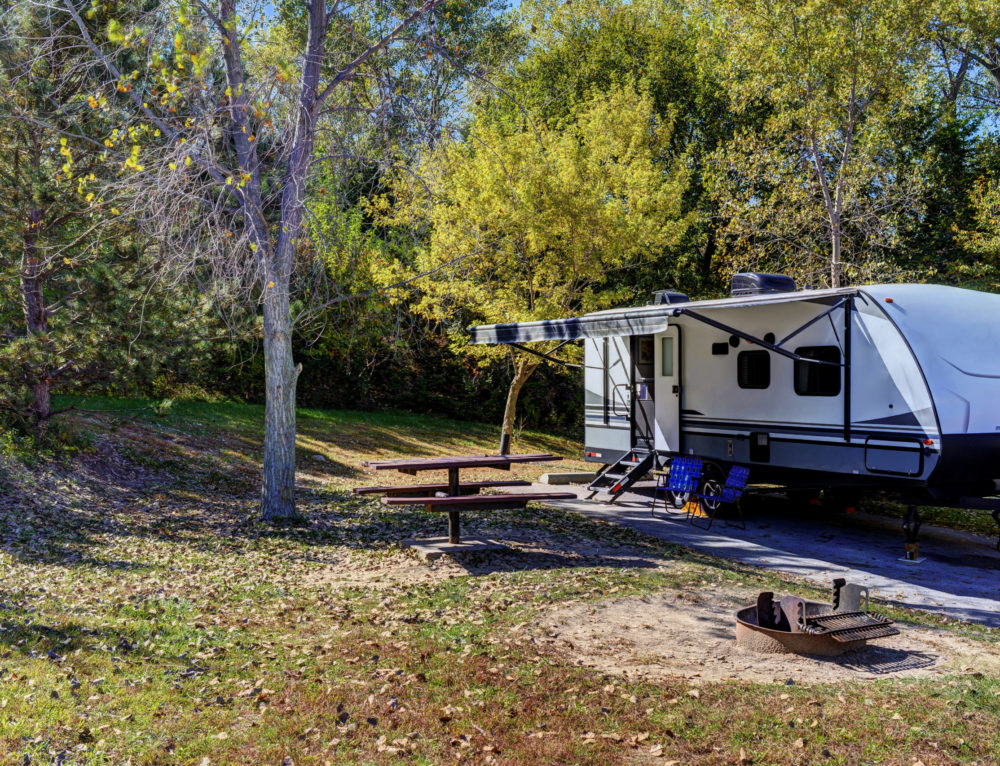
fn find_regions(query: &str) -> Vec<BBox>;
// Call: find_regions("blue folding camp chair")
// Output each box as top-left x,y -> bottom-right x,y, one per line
689,464 -> 749,530
652,456 -> 703,518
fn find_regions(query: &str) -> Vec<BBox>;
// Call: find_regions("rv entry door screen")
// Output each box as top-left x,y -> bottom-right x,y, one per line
654,327 -> 681,452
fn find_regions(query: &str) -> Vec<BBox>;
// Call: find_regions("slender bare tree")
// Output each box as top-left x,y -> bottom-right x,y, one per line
15,0 -> 452,519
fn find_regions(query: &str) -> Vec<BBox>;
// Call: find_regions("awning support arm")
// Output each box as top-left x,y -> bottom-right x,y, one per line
775,297 -> 849,349
508,341 -> 582,369
843,296 -> 853,442
674,307 -> 844,367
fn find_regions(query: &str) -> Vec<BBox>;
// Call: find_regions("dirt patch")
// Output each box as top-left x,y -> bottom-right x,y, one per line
540,586 -> 1000,684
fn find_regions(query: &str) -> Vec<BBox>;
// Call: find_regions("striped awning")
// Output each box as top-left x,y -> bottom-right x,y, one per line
468,287 -> 858,345
469,313 -> 672,344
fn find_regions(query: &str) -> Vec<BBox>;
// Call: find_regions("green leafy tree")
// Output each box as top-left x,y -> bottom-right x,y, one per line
937,0 -> 999,112
385,85 -> 693,439
0,5 -> 122,428
703,0 -> 932,287
953,176 -> 1000,285
489,0 -> 731,298
933,0 -> 1000,284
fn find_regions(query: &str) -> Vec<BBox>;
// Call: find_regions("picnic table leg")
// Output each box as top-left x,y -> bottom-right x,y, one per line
448,511 -> 460,544
448,467 -> 459,495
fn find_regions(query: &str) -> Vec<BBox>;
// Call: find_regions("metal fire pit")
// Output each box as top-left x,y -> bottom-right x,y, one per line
735,580 -> 899,656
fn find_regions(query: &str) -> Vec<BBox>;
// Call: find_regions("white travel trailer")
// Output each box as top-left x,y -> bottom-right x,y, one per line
470,274 -> 1000,512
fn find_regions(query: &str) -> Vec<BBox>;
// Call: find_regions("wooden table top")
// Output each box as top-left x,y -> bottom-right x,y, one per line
360,453 -> 561,472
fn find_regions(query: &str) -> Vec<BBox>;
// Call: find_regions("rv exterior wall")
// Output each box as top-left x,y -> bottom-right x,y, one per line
584,337 -> 632,462
671,297 -> 939,485
518,283 -> 1000,496
863,285 -> 1000,493
864,285 -> 1000,437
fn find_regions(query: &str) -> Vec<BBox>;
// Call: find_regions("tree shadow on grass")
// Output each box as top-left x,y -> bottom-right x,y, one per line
0,612 -> 140,660
0,429 -> 261,568
447,547 -> 664,575
223,492 -> 701,577
0,423 -> 674,588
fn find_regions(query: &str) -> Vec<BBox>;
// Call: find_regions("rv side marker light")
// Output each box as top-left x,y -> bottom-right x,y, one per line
885,297 -> 894,303
585,451 -> 602,458
923,439 -> 933,445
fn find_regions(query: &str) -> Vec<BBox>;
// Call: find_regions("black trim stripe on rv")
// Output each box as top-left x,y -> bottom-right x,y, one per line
684,431 -> 931,456
680,417 -> 930,442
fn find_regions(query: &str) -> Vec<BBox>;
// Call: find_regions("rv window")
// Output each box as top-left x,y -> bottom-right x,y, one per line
794,346 -> 841,396
737,350 -> 770,389
661,337 -> 674,376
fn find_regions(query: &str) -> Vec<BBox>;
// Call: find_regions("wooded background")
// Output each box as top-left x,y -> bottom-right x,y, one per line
2,0 -> 998,517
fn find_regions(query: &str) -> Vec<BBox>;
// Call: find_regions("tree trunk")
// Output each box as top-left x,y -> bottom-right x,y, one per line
219,0 -> 324,522
830,218 -> 843,288
20,207 -> 50,424
700,227 -> 717,282
500,357 -> 539,448
260,285 -> 299,521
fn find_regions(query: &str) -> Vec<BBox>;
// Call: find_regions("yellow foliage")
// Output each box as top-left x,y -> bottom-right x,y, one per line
385,86 -> 693,334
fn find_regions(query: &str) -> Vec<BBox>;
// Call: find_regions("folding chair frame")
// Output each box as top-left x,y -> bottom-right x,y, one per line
652,457 -> 749,531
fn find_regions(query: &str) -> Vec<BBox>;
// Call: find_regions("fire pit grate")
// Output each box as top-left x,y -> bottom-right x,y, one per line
798,611 -> 900,643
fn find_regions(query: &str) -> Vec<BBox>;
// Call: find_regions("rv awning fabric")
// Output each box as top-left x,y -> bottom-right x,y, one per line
469,314 -> 671,344
469,287 -> 859,345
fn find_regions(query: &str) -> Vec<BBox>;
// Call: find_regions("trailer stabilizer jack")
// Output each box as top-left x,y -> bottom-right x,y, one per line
901,505 -> 925,563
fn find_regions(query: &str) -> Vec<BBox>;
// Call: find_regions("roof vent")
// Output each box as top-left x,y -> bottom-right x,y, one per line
651,290 -> 691,305
730,273 -> 797,297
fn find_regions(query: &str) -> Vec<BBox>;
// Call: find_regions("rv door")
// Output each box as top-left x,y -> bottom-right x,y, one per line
654,327 -> 681,452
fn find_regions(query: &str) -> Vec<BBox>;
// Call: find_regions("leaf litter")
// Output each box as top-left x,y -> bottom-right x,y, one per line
1,405 -> 998,764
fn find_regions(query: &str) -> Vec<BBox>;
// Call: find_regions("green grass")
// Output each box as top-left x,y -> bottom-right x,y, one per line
0,396 -> 997,764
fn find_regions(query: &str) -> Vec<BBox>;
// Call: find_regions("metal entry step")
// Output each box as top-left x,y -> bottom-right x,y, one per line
585,450 -> 661,503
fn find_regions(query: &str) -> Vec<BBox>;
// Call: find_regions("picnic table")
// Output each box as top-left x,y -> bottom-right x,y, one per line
356,453 -> 576,544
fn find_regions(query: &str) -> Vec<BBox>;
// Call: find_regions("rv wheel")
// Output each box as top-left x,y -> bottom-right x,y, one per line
667,490 -> 690,509
699,477 -> 724,514
698,463 -> 726,515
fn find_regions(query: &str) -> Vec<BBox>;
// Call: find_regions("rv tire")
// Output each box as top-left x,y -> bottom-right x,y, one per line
698,462 -> 727,515
667,490 -> 690,509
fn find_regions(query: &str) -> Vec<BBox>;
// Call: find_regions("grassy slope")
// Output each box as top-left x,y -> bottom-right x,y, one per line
0,396 -> 996,765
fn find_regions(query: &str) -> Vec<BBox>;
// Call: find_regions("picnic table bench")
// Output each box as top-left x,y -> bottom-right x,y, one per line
356,453 -> 573,543
380,491 -> 577,543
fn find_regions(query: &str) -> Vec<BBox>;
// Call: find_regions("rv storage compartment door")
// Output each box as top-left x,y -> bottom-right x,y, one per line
864,438 -> 923,476
749,432 -> 770,463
